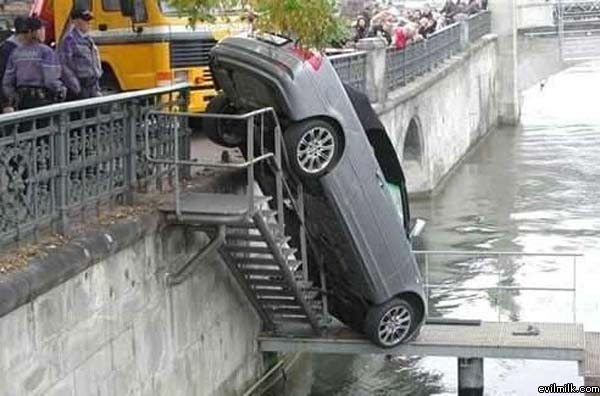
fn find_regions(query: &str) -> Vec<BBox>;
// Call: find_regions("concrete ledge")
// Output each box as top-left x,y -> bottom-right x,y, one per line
0,212 -> 159,319
373,34 -> 499,115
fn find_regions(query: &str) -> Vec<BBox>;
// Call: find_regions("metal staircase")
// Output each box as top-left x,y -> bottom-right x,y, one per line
146,107 -> 326,335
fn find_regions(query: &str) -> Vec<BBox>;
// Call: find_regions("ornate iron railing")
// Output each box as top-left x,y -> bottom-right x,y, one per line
468,10 -> 492,42
0,84 -> 190,246
329,51 -> 368,93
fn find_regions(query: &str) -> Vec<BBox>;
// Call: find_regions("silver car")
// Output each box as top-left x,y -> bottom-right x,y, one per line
206,33 -> 426,347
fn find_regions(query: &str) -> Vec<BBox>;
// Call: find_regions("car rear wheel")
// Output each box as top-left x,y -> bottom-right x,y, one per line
284,119 -> 342,179
365,298 -> 415,348
197,93 -> 245,148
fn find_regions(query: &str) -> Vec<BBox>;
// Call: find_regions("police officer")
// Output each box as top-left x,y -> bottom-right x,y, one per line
2,17 -> 66,110
0,16 -> 30,113
58,8 -> 102,100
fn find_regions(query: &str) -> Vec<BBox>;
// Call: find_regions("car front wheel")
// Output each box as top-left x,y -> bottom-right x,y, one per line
365,298 -> 415,348
284,119 -> 342,179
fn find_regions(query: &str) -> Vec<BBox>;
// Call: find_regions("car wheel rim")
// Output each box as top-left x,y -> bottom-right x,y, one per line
378,305 -> 411,346
296,127 -> 336,174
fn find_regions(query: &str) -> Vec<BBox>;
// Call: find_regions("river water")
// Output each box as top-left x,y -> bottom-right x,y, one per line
274,62 -> 600,395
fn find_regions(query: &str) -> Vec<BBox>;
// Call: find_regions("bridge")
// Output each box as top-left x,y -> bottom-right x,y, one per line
0,2 -> 599,396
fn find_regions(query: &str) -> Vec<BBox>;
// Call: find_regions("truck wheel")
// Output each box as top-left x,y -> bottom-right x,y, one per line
284,119 -> 342,179
199,93 -> 245,148
365,298 -> 415,348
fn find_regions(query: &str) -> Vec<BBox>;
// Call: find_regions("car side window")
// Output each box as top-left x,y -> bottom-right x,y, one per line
386,182 -> 404,223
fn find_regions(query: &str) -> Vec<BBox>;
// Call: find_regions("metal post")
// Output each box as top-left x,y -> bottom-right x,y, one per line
573,255 -> 577,323
299,183 -> 308,281
274,124 -> 284,230
124,100 -> 138,204
247,117 -> 255,213
558,0 -> 564,60
425,253 -> 430,309
55,112 -> 69,235
174,114 -> 181,220
458,357 -> 484,396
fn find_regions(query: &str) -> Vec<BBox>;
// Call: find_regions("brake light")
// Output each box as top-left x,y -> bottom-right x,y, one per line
292,46 -> 323,71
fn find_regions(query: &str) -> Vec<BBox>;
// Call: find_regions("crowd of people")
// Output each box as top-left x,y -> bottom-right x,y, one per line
0,8 -> 101,114
349,0 -> 488,50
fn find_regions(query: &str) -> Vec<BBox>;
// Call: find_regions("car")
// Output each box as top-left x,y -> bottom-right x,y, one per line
206,33 -> 426,348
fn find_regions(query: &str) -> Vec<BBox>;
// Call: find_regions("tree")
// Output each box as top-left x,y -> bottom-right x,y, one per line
167,0 -> 348,50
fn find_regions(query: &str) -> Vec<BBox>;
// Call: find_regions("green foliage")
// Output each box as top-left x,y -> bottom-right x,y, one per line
165,0 -> 348,49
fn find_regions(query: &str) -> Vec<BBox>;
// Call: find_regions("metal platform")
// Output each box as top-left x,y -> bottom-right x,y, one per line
259,321 -> 587,361
159,192 -> 270,216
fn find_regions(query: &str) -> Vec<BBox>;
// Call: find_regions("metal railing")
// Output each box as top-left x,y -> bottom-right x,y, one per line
385,22 -> 461,91
143,107 -> 311,282
0,84 -> 190,246
330,10 -> 491,96
329,51 -> 368,93
468,10 -> 492,42
414,250 -> 582,323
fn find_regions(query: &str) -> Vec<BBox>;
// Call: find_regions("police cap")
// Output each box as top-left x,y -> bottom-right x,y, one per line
71,8 -> 94,21
13,16 -> 30,34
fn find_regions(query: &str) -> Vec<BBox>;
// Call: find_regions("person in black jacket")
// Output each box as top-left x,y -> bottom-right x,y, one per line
0,16 -> 30,113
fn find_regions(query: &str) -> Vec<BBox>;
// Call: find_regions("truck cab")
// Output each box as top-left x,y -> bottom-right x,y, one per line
31,0 -> 248,111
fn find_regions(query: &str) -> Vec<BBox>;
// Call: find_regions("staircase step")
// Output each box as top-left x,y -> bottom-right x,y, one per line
159,193 -> 272,216
225,245 -> 297,256
247,279 -> 289,288
264,306 -> 307,315
235,257 -> 278,266
256,296 -> 298,305
271,314 -> 310,322
239,268 -> 284,277
255,289 -> 297,298
226,232 -> 291,246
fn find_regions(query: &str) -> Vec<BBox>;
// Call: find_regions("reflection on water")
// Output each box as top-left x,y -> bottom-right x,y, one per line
276,61 -> 600,395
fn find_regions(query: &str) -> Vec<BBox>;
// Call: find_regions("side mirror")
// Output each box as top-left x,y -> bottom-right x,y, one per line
119,0 -> 134,17
409,218 -> 426,240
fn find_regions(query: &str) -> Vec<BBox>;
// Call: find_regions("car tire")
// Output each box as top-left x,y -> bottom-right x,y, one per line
284,119 -> 342,179
365,298 -> 415,348
197,93 -> 245,148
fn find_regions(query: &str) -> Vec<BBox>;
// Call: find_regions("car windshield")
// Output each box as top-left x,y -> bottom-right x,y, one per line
386,182 -> 404,224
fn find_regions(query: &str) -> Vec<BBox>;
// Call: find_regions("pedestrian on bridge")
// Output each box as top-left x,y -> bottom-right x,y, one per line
58,8 -> 102,100
0,16 -> 30,113
2,17 -> 66,111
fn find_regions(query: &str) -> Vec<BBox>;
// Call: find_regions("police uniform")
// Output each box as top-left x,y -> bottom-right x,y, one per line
2,18 -> 65,110
58,9 -> 102,100
0,16 -> 28,111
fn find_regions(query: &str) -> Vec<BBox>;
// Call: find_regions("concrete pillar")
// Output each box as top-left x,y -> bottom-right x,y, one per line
458,357 -> 484,396
356,37 -> 388,103
456,14 -> 470,50
489,0 -> 521,125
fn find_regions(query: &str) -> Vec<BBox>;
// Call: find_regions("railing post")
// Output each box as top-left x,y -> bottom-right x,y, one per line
246,117 -> 255,213
179,88 -> 191,180
457,14 -> 470,50
55,112 -> 69,235
124,100 -> 138,205
356,37 -> 388,103
274,123 -> 284,230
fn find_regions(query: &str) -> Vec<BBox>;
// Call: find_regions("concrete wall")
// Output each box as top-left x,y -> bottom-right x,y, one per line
0,213 -> 262,396
374,36 -> 499,195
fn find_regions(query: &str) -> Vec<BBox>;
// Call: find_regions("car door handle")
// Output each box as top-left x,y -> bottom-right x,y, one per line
99,24 -> 108,31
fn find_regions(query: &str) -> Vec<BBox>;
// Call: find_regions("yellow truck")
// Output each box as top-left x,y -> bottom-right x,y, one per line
32,0 -> 247,112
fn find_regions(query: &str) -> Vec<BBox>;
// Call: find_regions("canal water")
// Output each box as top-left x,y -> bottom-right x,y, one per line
275,62 -> 600,395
